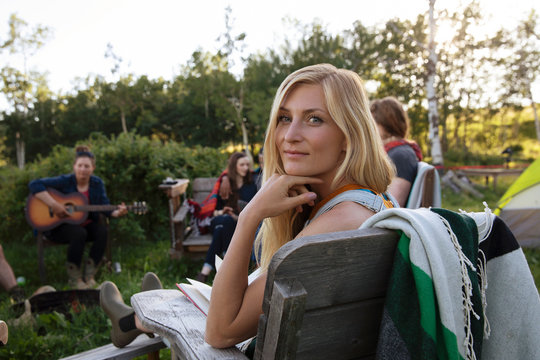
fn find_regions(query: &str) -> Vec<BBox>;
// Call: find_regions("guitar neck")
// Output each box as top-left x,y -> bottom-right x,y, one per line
73,205 -> 119,212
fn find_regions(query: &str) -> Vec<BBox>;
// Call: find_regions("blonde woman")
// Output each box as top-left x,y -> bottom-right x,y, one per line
100,64 -> 397,354
207,63 -> 397,350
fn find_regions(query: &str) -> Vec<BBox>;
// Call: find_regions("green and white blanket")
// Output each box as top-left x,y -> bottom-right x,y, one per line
361,207 -> 540,360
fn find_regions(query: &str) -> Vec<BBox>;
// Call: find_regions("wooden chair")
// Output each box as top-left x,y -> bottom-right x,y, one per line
159,177 -> 218,258
36,215 -> 112,283
131,227 -> 399,359
406,161 -> 441,209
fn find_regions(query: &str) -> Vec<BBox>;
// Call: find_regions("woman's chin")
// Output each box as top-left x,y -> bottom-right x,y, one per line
284,167 -> 310,177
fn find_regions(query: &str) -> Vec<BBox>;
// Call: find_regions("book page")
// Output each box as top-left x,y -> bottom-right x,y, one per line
186,278 -> 212,301
178,257 -> 262,350
177,257 -> 263,318
176,283 -> 210,316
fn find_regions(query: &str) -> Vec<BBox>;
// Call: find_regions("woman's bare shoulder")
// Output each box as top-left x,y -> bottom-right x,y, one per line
297,201 -> 374,239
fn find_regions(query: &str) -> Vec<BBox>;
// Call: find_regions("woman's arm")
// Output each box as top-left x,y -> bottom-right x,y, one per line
205,174 -> 320,348
387,177 -> 412,207
33,191 -> 69,218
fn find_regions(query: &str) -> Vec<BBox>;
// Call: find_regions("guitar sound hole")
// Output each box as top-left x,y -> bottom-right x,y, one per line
65,204 -> 75,215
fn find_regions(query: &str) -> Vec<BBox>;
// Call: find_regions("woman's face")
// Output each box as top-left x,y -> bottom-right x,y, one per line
73,157 -> 95,182
235,156 -> 251,178
275,83 -> 346,182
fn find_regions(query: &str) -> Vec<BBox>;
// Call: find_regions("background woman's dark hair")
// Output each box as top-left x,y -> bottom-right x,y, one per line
370,97 -> 410,139
74,145 -> 96,166
225,152 -> 252,211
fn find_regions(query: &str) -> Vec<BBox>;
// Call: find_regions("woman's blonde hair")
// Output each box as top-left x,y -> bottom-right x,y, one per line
255,63 -> 394,270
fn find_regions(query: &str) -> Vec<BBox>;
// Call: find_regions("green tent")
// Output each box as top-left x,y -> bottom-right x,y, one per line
495,158 -> 540,247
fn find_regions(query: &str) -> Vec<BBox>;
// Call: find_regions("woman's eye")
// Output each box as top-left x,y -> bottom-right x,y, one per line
308,116 -> 323,124
277,115 -> 291,123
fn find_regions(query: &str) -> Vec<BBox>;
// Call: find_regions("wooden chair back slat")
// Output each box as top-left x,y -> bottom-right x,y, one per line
255,227 -> 399,359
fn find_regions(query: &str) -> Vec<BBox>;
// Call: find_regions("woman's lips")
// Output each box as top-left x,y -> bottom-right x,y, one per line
283,150 -> 308,159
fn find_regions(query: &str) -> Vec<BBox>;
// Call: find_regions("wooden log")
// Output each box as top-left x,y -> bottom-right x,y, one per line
444,170 -> 483,198
441,171 -> 460,193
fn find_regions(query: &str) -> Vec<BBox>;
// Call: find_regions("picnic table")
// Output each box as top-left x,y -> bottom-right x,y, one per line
458,168 -> 524,190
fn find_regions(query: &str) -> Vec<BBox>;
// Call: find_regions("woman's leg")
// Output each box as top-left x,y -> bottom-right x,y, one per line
100,272 -> 162,348
49,224 -> 87,266
217,215 -> 237,257
198,216 -> 228,280
49,224 -> 88,288
0,245 -> 17,292
85,221 -> 108,265
83,221 -> 108,287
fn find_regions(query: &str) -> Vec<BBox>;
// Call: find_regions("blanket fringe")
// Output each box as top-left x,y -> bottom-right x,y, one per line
438,214 -> 479,360
477,248 -> 491,339
459,202 -> 493,340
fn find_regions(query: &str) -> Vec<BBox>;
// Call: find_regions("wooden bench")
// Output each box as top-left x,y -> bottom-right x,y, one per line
59,334 -> 166,360
458,167 -> 524,191
131,227 -> 399,359
159,177 -> 218,258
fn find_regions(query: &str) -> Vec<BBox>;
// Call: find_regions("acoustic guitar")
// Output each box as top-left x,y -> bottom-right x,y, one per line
25,188 -> 147,231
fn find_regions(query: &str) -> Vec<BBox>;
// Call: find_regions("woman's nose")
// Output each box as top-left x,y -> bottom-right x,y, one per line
284,120 -> 303,142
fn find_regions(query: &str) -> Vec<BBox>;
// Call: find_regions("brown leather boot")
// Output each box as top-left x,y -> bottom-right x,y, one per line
99,281 -> 142,348
66,263 -> 88,289
141,272 -> 162,292
83,259 -> 98,288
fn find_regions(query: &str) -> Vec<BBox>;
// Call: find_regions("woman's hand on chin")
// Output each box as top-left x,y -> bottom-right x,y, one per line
244,174 -> 321,219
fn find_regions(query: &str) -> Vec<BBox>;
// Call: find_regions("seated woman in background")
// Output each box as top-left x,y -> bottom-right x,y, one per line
100,63 -> 397,352
28,145 -> 128,289
196,151 -> 257,283
370,96 -> 423,206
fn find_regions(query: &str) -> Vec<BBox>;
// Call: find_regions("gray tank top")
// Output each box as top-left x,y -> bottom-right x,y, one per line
305,189 -> 398,226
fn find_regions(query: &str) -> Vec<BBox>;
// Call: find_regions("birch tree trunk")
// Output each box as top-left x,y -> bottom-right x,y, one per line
15,131 -> 25,169
526,81 -> 540,141
427,0 -> 444,166
120,107 -> 128,134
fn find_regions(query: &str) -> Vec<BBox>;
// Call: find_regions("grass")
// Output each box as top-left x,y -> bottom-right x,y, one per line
0,231 -> 204,359
0,174 -> 538,359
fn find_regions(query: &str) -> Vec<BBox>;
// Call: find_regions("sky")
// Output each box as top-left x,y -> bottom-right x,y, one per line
0,0 -> 539,106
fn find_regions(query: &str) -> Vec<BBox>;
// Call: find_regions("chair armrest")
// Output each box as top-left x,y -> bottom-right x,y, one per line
131,290 -> 247,360
172,201 -> 190,223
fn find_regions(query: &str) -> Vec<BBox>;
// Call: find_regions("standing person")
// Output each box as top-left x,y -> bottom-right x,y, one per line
100,64 -> 397,352
370,96 -> 423,207
196,152 -> 257,283
28,145 -> 128,289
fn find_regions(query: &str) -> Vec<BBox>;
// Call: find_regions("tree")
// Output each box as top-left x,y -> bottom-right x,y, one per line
492,10 -> 540,141
436,1 -> 489,153
104,43 -> 132,134
0,14 -> 51,168
426,0 -> 444,166
217,6 -> 252,158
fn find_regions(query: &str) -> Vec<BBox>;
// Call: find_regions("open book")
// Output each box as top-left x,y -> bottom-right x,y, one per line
176,255 -> 262,316
176,255 -> 262,350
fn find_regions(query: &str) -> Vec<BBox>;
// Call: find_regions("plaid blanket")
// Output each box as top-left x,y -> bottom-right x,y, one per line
361,207 -> 540,360
187,171 -> 226,234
